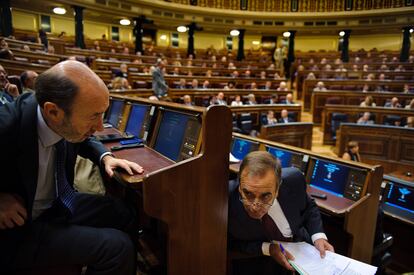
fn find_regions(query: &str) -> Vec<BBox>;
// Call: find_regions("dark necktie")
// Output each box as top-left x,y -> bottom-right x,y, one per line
261,214 -> 292,242
55,139 -> 76,214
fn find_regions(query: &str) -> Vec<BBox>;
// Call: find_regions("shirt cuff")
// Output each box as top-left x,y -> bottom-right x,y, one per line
100,152 -> 114,164
311,233 -> 328,244
262,242 -> 271,256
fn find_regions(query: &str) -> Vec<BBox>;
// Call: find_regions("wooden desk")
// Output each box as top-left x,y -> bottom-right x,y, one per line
229,132 -> 383,263
311,90 -> 414,124
336,123 -> 414,174
322,105 -> 414,145
97,97 -> 232,275
260,122 -> 313,150
302,79 -> 413,111
0,58 -> 50,75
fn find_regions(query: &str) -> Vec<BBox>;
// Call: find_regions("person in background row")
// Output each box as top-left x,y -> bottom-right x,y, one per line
245,94 -> 257,105
313,81 -> 327,92
20,70 -> 38,94
342,141 -> 361,162
38,29 -> 49,50
183,94 -> 193,106
0,38 -> 14,60
405,116 -> 414,128
278,109 -> 294,123
231,95 -> 243,106
357,112 -> 374,125
360,96 -> 376,107
281,93 -> 294,105
276,81 -> 288,92
115,63 -> 128,79
202,80 -> 210,89
0,65 -> 19,105
263,81 -> 272,90
215,92 -> 227,105
384,97 -> 401,108
191,79 -> 199,89
405,99 -> 414,109
264,110 -> 278,126
111,77 -> 131,90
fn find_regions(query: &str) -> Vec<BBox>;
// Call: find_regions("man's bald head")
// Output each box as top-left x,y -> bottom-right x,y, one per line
35,60 -> 108,115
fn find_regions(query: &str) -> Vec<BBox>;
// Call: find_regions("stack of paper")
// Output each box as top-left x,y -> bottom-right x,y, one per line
278,242 -> 377,275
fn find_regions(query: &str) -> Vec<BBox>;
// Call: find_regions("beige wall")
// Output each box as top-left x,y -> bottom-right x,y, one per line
295,35 -> 338,52
12,10 -> 38,31
51,16 -> 75,36
349,34 -> 401,51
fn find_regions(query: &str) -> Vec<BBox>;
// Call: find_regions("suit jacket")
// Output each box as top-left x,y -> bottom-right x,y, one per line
278,117 -> 294,123
0,93 -> 108,264
228,167 -> 324,256
152,67 -> 168,97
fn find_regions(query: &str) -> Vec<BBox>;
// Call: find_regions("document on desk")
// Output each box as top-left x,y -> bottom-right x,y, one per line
229,153 -> 240,163
278,242 -> 377,275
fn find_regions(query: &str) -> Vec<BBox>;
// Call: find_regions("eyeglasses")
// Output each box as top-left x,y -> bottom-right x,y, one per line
238,192 -> 275,208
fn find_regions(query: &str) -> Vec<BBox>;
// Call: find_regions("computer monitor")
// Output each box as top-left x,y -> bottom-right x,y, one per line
265,145 -> 308,172
153,109 -> 201,161
230,137 -> 259,161
382,176 -> 414,222
307,157 -> 367,201
106,99 -> 124,128
124,103 -> 151,139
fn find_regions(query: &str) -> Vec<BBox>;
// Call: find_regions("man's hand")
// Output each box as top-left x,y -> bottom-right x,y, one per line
269,243 -> 295,271
102,155 -> 144,177
314,238 -> 334,258
4,82 -> 19,98
0,193 -> 27,229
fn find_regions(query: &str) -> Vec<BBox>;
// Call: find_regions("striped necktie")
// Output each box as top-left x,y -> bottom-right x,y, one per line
55,139 -> 76,214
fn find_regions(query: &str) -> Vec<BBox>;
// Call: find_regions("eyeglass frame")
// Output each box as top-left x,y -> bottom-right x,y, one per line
238,179 -> 282,208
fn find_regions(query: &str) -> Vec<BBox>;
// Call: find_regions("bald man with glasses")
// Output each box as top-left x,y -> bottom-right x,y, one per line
228,151 -> 333,275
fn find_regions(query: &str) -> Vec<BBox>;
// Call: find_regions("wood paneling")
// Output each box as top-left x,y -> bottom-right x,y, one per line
260,122 -> 313,149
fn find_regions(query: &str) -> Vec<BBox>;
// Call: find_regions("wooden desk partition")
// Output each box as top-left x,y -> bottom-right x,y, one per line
302,79 -> 413,111
260,122 -> 313,150
336,123 -> 414,174
322,105 -> 414,145
143,105 -> 232,275
311,90 -> 414,124
230,133 -> 383,263
99,96 -> 232,274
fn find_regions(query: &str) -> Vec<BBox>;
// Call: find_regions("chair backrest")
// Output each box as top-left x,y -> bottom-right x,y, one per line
331,113 -> 348,140
239,113 -> 252,134
383,115 -> 401,126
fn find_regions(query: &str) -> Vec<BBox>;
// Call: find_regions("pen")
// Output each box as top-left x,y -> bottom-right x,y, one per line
279,243 -> 286,256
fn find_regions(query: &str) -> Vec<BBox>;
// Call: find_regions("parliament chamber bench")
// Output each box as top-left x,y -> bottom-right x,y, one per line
95,95 -> 232,274
0,58 -> 50,75
322,105 -> 414,145
296,69 -> 414,99
229,132 -> 383,264
3,37 -> 45,51
229,104 -> 302,131
12,48 -> 66,65
110,88 -> 290,106
336,123 -> 414,175
93,59 -> 281,77
311,90 -> 414,124
259,122 -> 313,150
302,79 -> 413,111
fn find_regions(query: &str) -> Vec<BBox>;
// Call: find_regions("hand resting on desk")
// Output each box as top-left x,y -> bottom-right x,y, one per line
102,155 -> 144,177
314,238 -> 334,258
0,193 -> 27,229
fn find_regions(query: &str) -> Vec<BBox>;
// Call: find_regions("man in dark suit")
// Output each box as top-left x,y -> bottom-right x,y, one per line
228,151 -> 333,275
278,109 -> 294,123
0,60 -> 143,274
152,59 -> 168,98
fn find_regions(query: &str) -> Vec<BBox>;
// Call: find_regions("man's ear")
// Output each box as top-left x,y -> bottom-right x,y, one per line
42,102 -> 65,123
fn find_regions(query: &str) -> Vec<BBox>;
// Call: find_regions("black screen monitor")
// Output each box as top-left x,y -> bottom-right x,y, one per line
153,109 -> 201,161
307,157 -> 367,200
107,99 -> 124,128
124,103 -> 150,139
230,137 -> 259,161
265,145 -> 308,172
383,177 -> 414,222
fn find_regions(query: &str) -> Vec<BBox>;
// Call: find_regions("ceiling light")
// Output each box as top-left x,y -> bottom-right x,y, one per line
410,28 -> 414,33
160,34 -> 167,40
120,19 -> 131,26
177,26 -> 187,33
230,29 -> 240,37
282,31 -> 291,38
339,31 -> 345,37
53,7 -> 66,15
252,41 -> 260,45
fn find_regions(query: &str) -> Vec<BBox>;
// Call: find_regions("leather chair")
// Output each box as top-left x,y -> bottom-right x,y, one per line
238,113 -> 253,135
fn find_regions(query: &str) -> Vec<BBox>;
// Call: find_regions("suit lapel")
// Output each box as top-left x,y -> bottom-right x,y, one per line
18,96 -> 39,220
277,182 -> 299,238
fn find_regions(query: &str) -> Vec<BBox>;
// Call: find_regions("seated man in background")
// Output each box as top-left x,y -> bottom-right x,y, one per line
384,97 -> 401,108
183,94 -> 193,106
0,38 -> 14,60
342,141 -> 361,162
0,65 -> 19,105
264,110 -> 277,126
228,151 -> 333,275
357,112 -> 374,125
281,93 -> 294,104
278,109 -> 294,123
20,70 -> 38,94
0,61 -> 143,274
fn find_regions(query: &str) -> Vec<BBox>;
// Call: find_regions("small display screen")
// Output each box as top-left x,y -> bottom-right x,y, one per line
107,99 -> 124,128
154,110 -> 190,161
266,147 -> 293,168
309,159 -> 350,197
385,182 -> 414,214
125,104 -> 149,138
231,138 -> 258,160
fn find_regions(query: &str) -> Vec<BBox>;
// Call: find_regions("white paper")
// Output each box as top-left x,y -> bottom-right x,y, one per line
278,242 -> 377,275
229,153 -> 240,163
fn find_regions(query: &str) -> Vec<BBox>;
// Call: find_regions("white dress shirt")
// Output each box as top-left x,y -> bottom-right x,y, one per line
261,199 -> 327,256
